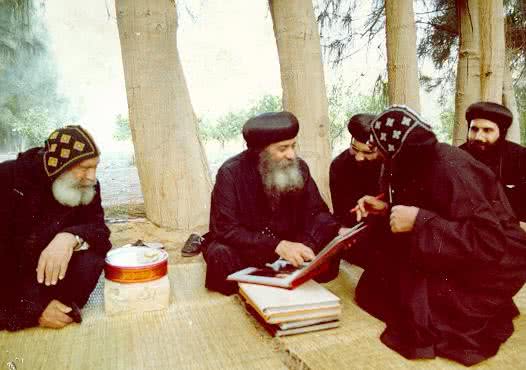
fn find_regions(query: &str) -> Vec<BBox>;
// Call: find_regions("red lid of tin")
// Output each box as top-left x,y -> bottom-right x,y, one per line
105,247 -> 168,283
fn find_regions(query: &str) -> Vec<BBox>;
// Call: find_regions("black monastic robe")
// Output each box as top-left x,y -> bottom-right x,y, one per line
460,140 -> 526,222
356,131 -> 526,366
206,149 -> 339,273
0,148 -> 111,330
329,149 -> 381,227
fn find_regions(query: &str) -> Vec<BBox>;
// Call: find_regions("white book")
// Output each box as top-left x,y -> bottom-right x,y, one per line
239,280 -> 340,318
266,308 -> 341,324
278,316 -> 340,330
274,320 -> 340,337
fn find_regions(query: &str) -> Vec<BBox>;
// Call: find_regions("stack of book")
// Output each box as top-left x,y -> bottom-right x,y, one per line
239,280 -> 341,337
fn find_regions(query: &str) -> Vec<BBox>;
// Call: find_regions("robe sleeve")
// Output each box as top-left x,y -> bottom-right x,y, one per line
0,162 -> 13,249
329,159 -> 347,224
299,166 -> 340,253
210,166 -> 280,262
61,182 -> 112,256
0,161 -> 17,282
409,163 -> 507,271
514,149 -> 526,221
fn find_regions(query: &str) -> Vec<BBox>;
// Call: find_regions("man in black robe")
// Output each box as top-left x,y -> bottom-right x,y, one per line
203,111 -> 340,295
330,113 -> 380,228
0,126 -> 111,331
354,105 -> 526,366
460,102 -> 526,227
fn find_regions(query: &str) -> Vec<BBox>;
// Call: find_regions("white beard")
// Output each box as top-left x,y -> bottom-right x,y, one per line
258,151 -> 305,195
52,171 -> 96,207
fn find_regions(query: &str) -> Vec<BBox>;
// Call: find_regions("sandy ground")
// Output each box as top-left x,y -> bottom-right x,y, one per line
107,217 -> 206,265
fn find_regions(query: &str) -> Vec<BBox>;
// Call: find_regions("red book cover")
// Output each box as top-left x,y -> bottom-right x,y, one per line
227,222 -> 369,289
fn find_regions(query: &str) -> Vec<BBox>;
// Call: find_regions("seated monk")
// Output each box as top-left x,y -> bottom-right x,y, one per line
203,111 -> 341,295
354,105 -> 526,366
0,125 -> 111,331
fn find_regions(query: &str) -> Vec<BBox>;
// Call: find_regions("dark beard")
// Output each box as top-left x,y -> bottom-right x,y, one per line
467,140 -> 501,161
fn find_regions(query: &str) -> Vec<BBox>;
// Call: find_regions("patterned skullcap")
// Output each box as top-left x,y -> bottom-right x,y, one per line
242,111 -> 299,149
43,125 -> 100,179
370,105 -> 433,159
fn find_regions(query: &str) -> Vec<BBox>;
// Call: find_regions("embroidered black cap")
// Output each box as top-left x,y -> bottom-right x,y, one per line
43,125 -> 100,180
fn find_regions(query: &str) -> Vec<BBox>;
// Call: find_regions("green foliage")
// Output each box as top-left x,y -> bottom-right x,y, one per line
515,84 -> 526,145
436,106 -> 454,144
198,94 -> 282,146
113,114 -> 131,141
0,0 -> 72,152
328,77 -> 388,147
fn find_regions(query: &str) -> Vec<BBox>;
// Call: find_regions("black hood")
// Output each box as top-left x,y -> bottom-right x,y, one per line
370,105 -> 437,162
370,106 -> 438,203
15,147 -> 52,188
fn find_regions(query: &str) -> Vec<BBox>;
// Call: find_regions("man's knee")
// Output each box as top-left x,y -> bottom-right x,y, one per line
53,250 -> 105,307
203,241 -> 238,264
204,242 -> 244,296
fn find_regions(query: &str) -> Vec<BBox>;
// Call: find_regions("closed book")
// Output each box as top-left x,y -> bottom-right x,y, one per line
239,280 -> 340,314
239,281 -> 341,324
278,316 -> 340,330
245,304 -> 340,337
228,222 -> 369,288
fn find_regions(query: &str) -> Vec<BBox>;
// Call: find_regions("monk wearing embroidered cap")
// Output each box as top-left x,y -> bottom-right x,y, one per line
0,125 -> 111,331
460,101 -> 526,225
353,105 -> 526,366
203,111 -> 341,295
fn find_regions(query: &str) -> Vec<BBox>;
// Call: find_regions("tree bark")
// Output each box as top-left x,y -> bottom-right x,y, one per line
115,0 -> 212,230
453,0 -> 481,146
269,0 -> 332,204
384,0 -> 421,112
502,53 -> 521,143
479,0 -> 505,102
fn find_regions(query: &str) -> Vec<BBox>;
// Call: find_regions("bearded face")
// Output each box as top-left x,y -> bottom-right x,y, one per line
467,118 -> 501,154
52,170 -> 96,207
258,148 -> 305,196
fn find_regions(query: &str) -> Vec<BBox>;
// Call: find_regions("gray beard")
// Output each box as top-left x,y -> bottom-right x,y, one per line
258,151 -> 305,197
52,171 -> 96,207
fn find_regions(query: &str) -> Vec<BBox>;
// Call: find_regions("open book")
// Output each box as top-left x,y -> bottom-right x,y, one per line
227,221 -> 369,289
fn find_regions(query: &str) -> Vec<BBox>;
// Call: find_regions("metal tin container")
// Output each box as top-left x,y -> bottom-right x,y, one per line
104,246 -> 168,283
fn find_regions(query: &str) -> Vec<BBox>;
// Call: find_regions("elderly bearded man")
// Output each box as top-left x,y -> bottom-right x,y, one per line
203,111 -> 341,295
460,102 -> 526,227
354,105 -> 526,366
0,126 -> 111,331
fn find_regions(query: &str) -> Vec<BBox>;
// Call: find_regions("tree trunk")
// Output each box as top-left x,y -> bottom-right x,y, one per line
115,0 -> 212,230
269,0 -> 332,204
502,54 -> 521,143
479,0 -> 505,102
384,0 -> 421,112
453,0 -> 481,146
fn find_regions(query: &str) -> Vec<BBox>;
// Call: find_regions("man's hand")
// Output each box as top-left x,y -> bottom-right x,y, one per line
36,232 -> 76,285
38,300 -> 73,329
390,205 -> 419,233
356,195 -> 389,222
275,241 -> 315,267
520,222 -> 526,233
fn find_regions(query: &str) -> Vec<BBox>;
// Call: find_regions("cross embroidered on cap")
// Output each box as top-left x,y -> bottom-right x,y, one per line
43,125 -> 100,180
370,105 -> 433,159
